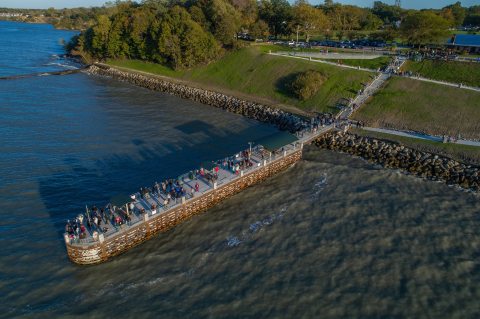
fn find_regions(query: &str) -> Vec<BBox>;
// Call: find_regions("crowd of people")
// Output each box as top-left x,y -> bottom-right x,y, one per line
65,203 -> 133,243
66,148 -> 266,243
406,49 -> 458,62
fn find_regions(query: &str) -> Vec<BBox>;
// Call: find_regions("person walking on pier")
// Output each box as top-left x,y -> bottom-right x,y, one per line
129,202 -> 135,215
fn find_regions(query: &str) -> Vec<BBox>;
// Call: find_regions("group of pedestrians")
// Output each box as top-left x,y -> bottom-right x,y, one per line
139,179 -> 194,208
65,203 -> 132,243
67,147 -> 267,243
221,150 -> 253,175
406,49 -> 457,62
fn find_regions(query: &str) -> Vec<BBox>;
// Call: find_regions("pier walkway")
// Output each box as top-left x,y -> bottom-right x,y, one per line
65,124 -> 333,248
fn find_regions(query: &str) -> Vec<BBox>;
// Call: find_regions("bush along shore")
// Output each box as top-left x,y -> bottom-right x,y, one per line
86,64 -> 308,132
314,131 -> 480,193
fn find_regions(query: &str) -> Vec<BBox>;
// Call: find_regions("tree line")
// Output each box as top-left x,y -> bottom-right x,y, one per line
3,1 -> 478,68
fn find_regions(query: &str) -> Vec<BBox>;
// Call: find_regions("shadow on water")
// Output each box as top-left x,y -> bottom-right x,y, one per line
38,119 -> 275,240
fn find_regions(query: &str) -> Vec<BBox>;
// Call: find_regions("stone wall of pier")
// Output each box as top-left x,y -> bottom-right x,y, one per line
314,131 -> 480,192
66,149 -> 302,265
86,64 -> 307,132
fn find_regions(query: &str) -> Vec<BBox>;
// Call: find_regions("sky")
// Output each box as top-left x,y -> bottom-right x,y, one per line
0,0 -> 478,9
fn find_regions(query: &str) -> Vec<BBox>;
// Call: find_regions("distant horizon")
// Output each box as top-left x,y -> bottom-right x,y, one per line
0,0 -> 478,10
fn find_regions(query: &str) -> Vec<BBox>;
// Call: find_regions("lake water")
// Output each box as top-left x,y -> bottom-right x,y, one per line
1,21 -> 479,319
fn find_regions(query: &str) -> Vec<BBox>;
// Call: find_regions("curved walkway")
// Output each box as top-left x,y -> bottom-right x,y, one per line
276,51 -> 382,60
360,127 -> 480,148
398,74 -> 480,92
269,52 -> 378,73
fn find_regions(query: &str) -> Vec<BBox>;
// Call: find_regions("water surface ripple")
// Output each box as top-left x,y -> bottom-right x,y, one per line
1,21 -> 479,319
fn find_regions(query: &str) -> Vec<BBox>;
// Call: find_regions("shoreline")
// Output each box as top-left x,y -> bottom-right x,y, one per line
0,18 -> 82,31
314,131 -> 479,193
85,63 -> 479,193
86,63 -> 309,133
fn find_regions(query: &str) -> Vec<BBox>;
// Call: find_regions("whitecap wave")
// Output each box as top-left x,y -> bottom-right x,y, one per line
44,62 -> 79,70
310,172 -> 328,200
225,206 -> 289,248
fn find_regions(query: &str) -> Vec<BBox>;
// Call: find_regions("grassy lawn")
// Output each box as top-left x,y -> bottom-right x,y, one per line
352,77 -> 480,140
315,56 -> 391,70
351,128 -> 480,165
108,46 -> 372,113
403,60 -> 480,87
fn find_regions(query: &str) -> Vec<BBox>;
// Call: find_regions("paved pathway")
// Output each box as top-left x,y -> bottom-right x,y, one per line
337,56 -> 408,120
270,52 -> 480,148
398,75 -> 480,92
276,51 -> 382,60
269,52 -> 378,73
338,71 -> 393,120
359,127 -> 480,148
271,52 -> 480,92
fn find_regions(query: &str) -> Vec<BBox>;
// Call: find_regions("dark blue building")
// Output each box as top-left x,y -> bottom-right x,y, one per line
447,34 -> 480,53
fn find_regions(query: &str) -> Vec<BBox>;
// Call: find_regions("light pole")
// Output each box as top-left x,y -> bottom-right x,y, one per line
248,142 -> 254,158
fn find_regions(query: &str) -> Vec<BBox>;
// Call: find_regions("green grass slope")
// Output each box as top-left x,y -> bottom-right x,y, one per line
108,46 -> 372,113
353,77 -> 480,140
403,60 -> 480,87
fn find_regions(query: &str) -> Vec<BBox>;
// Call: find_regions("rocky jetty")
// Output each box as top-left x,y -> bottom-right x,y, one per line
86,64 -> 307,132
315,131 -> 480,192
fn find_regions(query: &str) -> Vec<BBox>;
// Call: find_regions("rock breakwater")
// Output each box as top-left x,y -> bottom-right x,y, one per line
315,131 -> 480,192
87,64 -> 307,132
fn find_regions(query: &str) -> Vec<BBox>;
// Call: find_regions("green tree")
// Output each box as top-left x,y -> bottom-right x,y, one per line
90,15 -> 112,58
372,1 -> 403,25
360,11 -> 383,30
400,11 -> 449,47
442,1 -> 466,27
231,0 -> 258,28
202,0 -> 241,46
258,0 -> 293,38
292,0 -> 329,42
324,0 -> 333,7
157,6 -> 220,68
328,5 -> 362,31
291,70 -> 326,100
249,19 -> 270,39
465,5 -> 480,27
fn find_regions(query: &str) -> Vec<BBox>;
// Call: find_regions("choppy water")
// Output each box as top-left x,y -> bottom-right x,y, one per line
1,21 -> 479,319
